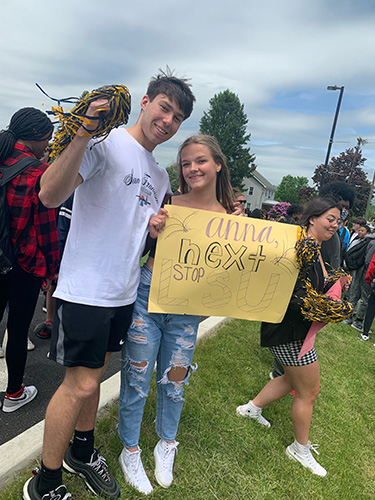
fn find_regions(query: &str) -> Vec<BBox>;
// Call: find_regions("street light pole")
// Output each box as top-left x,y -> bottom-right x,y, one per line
319,85 -> 345,192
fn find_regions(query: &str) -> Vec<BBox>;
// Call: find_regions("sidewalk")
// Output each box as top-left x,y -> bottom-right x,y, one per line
0,316 -> 229,490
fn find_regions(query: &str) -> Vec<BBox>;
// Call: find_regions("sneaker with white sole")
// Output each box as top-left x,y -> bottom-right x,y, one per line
236,400 -> 271,428
63,444 -> 120,498
351,321 -> 363,332
119,447 -> 153,495
3,385 -> 38,413
154,439 -> 179,488
27,337 -> 35,351
286,440 -> 327,477
23,468 -> 72,499
359,333 -> 369,341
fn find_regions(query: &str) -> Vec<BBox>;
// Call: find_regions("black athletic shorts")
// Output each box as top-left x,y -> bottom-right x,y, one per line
49,299 -> 134,368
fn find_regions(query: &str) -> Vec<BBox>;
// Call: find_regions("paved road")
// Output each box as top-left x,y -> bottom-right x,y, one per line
0,291 -> 122,446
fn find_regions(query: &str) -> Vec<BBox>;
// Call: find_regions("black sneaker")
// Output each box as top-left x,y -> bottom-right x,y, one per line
22,468 -> 72,499
351,321 -> 363,332
33,321 -> 53,340
63,445 -> 120,498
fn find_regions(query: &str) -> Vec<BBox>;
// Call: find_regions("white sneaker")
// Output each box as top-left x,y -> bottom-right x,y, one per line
154,439 -> 178,488
236,400 -> 271,428
119,447 -> 153,495
359,333 -> 369,341
269,372 -> 274,380
286,440 -> 327,477
2,385 -> 38,413
27,337 -> 35,351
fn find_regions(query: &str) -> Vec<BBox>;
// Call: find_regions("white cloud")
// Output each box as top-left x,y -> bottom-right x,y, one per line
1,0 -> 375,191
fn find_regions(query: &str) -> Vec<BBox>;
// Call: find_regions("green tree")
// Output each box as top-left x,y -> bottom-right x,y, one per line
275,175 -> 309,204
312,142 -> 370,215
199,89 -> 256,189
79,90 -> 89,100
366,202 -> 375,221
166,163 -> 180,193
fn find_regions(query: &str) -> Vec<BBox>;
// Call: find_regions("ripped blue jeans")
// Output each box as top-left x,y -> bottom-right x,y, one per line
118,265 -> 199,447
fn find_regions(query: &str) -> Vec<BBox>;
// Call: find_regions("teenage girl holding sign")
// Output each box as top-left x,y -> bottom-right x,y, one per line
118,135 -> 235,494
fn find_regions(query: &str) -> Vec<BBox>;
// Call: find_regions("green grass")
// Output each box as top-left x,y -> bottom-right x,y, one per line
1,320 -> 375,500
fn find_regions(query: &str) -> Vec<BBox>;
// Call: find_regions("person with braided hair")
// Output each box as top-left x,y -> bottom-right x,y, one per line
23,70 -> 195,500
0,108 -> 59,413
236,196 -> 351,478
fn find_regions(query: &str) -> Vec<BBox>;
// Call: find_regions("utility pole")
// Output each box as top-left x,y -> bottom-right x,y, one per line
348,137 -> 367,183
320,85 -> 344,192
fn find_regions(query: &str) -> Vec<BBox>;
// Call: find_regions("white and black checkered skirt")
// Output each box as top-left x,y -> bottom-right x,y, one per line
269,339 -> 318,366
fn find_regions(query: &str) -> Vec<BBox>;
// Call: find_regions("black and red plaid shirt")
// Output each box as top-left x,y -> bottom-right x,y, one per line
1,143 -> 59,279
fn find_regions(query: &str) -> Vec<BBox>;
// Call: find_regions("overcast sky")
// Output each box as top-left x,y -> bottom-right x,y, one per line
1,0 -> 375,187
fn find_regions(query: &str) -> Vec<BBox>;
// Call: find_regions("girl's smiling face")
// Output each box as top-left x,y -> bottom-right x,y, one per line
308,208 -> 340,244
180,143 -> 221,191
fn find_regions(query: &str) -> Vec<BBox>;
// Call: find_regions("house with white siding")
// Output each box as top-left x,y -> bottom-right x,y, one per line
240,170 -> 277,213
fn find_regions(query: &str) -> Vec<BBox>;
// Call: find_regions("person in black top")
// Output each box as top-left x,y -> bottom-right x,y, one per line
237,196 -> 351,477
270,182 -> 355,379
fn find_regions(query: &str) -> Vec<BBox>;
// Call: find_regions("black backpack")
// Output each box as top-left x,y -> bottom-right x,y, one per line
344,238 -> 370,271
0,157 -> 41,275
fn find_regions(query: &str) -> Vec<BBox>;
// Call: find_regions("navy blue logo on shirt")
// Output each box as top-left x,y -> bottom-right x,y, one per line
123,169 -> 140,186
123,171 -> 160,206
136,194 -> 151,207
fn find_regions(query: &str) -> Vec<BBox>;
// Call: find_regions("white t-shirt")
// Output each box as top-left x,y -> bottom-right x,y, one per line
54,128 -> 171,307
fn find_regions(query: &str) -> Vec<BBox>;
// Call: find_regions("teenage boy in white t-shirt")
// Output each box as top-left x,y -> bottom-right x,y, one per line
23,70 -> 195,500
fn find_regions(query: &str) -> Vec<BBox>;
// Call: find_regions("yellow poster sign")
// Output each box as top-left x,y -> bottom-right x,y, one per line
149,205 -> 300,323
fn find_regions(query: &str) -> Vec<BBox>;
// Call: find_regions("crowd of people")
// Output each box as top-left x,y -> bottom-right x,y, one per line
342,215 -> 375,340
0,70 -> 371,499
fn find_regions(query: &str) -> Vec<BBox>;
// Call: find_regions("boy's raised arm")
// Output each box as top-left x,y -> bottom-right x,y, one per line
39,98 -> 111,208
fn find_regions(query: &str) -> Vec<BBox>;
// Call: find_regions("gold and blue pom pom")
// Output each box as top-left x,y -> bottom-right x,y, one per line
326,267 -> 350,283
36,83 -> 131,160
293,226 -> 352,322
295,227 -> 320,274
299,277 -> 353,323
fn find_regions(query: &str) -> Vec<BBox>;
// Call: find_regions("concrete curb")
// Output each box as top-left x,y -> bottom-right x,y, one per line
0,316 -> 230,489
